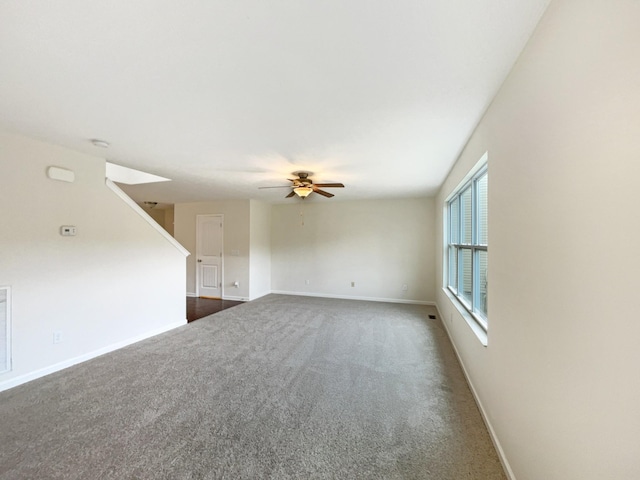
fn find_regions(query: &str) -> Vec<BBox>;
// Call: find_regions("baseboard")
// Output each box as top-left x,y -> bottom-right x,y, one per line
222,295 -> 248,301
186,292 -> 197,298
434,303 -> 515,480
271,290 -> 435,306
0,319 -> 187,393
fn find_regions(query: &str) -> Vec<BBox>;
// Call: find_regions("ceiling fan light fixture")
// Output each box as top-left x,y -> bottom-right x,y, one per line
293,186 -> 313,198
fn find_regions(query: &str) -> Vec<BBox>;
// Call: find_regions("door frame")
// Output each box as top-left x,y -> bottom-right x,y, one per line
195,214 -> 224,299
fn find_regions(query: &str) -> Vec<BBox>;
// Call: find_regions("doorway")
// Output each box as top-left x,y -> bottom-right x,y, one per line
196,214 -> 223,298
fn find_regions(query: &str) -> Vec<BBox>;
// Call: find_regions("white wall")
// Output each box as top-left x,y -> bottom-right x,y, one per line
174,200 -> 251,300
0,132 -> 187,390
271,198 -> 435,303
143,206 -> 166,227
249,200 -> 271,300
138,206 -> 174,236
435,1 -> 640,479
164,207 -> 175,236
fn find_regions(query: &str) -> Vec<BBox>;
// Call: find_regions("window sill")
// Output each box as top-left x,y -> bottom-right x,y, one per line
443,288 -> 488,347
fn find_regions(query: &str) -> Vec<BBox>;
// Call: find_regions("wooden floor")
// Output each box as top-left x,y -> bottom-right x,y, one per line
187,297 -> 244,322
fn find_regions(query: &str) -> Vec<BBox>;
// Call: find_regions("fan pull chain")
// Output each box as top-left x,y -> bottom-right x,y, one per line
300,209 -> 304,226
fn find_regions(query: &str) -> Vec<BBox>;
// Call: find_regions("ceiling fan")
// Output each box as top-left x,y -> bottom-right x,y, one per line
259,172 -> 345,199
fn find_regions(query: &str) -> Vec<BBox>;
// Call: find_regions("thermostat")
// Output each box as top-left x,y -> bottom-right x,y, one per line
60,226 -> 77,236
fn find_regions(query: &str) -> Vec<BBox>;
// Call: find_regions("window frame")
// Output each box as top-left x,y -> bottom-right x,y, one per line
446,163 -> 488,332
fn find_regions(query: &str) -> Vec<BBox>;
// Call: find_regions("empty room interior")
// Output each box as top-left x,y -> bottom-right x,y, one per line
1,1 -> 639,479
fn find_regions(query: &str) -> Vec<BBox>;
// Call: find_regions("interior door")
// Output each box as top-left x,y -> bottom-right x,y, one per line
196,214 -> 223,298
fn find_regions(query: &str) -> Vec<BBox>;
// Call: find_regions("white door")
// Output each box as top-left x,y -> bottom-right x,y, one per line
196,214 -> 223,298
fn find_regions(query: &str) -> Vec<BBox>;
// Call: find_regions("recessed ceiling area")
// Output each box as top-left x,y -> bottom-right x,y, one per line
0,0 -> 550,204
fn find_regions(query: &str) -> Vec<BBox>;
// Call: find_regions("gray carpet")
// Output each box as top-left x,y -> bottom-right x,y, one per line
0,294 -> 506,479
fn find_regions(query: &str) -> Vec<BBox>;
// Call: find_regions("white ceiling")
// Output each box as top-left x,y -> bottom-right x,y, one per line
0,0 -> 550,205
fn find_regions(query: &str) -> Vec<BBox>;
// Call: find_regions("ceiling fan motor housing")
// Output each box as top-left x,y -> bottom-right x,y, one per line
293,172 -> 312,186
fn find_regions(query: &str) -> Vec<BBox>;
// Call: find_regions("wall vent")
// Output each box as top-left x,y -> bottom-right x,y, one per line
0,287 -> 11,374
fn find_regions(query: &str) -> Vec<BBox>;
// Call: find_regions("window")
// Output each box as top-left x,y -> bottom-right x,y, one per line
447,164 -> 488,331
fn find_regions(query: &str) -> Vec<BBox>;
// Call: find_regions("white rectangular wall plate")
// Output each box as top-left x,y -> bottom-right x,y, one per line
47,166 -> 75,183
60,226 -> 77,236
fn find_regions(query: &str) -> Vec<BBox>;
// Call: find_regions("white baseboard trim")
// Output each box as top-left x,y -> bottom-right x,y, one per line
434,303 -> 515,480
0,319 -> 187,393
222,295 -> 248,301
186,292 -> 197,298
271,290 -> 435,306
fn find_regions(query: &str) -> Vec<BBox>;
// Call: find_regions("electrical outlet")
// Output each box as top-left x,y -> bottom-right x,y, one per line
402,284 -> 408,291
351,281 -> 355,287
53,331 -> 63,344
305,279 -> 310,285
